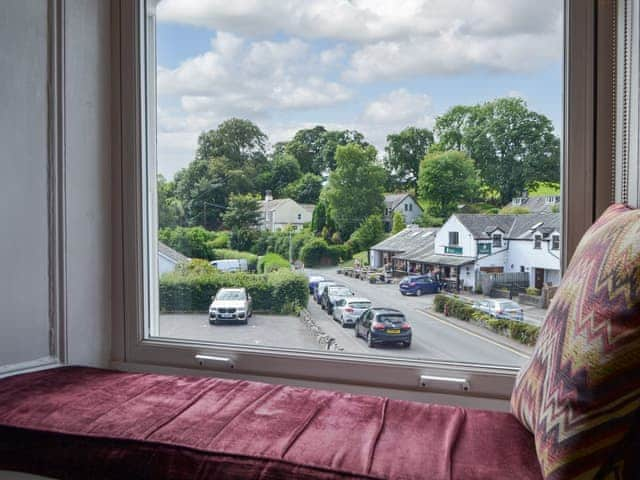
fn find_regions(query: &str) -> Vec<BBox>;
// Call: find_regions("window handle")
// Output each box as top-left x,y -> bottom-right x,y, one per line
195,354 -> 235,369
419,375 -> 470,392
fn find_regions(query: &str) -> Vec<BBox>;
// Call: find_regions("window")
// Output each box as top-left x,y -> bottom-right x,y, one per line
404,203 -> 408,211
551,234 -> 560,250
297,213 -> 302,221
492,233 -> 502,248
534,234 -> 542,249
118,0 -> 617,399
409,203 -> 413,211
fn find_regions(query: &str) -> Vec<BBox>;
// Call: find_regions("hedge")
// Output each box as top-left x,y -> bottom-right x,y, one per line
257,253 -> 290,273
159,269 -> 308,314
210,249 -> 259,271
433,294 -> 540,346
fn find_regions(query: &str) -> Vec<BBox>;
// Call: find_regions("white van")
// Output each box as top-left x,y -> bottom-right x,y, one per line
209,258 -> 248,272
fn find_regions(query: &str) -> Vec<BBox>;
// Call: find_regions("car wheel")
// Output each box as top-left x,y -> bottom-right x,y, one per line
404,341 -> 411,348
367,332 -> 375,348
354,326 -> 360,338
242,319 -> 248,325
209,319 -> 217,326
416,289 -> 422,296
400,291 -> 406,296
340,315 -> 347,328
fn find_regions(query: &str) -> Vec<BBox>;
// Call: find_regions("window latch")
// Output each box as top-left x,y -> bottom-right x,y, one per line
195,354 -> 235,369
419,375 -> 470,392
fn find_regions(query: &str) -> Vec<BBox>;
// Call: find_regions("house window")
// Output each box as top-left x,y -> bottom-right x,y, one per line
385,208 -> 390,216
492,233 -> 502,248
449,232 -> 459,246
409,203 -> 413,211
551,234 -> 560,250
297,213 -> 302,220
534,234 -> 542,249
404,203 -> 408,211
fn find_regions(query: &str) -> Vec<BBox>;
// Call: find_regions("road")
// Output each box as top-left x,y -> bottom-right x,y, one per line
305,268 -> 528,367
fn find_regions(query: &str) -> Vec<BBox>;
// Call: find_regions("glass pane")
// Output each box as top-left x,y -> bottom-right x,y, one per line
149,0 -> 563,368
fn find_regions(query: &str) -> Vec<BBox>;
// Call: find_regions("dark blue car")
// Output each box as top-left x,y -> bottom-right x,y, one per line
399,275 -> 441,296
308,275 -> 325,294
354,308 -> 411,348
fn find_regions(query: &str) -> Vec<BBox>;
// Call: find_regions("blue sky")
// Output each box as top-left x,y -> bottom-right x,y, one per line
154,0 -> 563,179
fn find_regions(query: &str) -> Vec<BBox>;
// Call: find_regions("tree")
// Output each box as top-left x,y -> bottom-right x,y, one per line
157,175 -> 184,228
391,211 -> 406,234
311,198 -> 328,235
195,118 -> 267,170
384,127 -> 434,190
282,173 -> 323,204
222,193 -> 262,231
321,129 -> 369,173
285,126 -> 328,174
266,153 -> 302,196
348,214 -> 384,252
418,151 -> 479,218
325,144 -> 385,238
435,98 -> 560,204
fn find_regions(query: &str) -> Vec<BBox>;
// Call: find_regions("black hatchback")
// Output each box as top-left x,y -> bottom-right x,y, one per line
354,308 -> 411,348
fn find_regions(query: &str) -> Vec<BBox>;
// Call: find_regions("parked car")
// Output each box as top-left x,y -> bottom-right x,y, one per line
208,288 -> 252,325
321,285 -> 354,314
399,275 -> 441,296
472,299 -> 524,321
314,281 -> 337,304
332,297 -> 372,327
307,275 -> 325,294
209,258 -> 248,272
354,308 -> 411,348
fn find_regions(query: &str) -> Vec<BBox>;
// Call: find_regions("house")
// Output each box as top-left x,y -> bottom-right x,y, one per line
433,213 -> 561,290
158,241 -> 189,275
382,193 -> 423,231
369,226 -> 438,271
259,190 -> 314,232
509,192 -> 560,213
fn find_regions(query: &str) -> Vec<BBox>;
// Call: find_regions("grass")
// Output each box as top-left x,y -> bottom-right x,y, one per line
528,182 -> 560,196
341,250 -> 369,268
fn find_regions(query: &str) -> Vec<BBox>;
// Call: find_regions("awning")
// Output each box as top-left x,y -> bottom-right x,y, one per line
418,254 -> 475,267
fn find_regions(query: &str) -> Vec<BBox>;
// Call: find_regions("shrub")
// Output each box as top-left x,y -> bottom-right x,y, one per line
508,323 -> 540,346
416,213 -> 444,227
300,238 -> 331,267
211,249 -> 259,271
433,295 -> 474,320
208,231 -> 230,249
159,226 -> 217,259
258,253 -> 290,273
159,269 -> 308,314
499,205 -> 531,215
525,287 -> 541,296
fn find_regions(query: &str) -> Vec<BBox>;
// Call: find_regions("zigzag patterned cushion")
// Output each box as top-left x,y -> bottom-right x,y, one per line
511,203 -> 640,480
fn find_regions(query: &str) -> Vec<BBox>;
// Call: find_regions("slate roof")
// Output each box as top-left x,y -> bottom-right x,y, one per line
158,241 -> 189,264
371,226 -> 439,253
393,233 -> 437,261
384,193 -> 410,210
419,254 -> 475,267
510,195 -> 560,213
454,213 -> 560,240
259,198 -> 292,211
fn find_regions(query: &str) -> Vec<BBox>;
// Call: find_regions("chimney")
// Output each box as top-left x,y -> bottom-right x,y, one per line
265,190 -> 273,202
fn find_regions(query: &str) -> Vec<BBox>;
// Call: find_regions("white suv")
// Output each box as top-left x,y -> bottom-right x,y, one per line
209,288 -> 253,325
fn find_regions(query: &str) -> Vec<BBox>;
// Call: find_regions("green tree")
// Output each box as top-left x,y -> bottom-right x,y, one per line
348,214 -> 384,251
391,211 -> 406,234
384,127 -> 434,190
222,193 -> 262,231
435,98 -> 560,204
285,126 -> 328,174
311,197 -> 328,235
266,153 -> 302,196
418,151 -> 479,218
325,144 -> 385,238
282,173 -> 323,204
321,129 -> 369,173
157,175 -> 184,228
196,118 -> 267,170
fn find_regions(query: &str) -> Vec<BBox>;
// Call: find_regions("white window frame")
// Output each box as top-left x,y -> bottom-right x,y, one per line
449,231 -> 459,246
492,233 -> 503,248
534,234 -> 543,249
113,0 -> 616,403
551,234 -> 560,250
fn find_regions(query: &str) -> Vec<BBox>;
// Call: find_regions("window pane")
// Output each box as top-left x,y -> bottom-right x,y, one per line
150,0 -> 563,368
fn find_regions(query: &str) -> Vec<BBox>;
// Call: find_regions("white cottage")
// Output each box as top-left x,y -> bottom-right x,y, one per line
259,191 -> 314,232
383,193 -> 423,231
158,242 -> 189,275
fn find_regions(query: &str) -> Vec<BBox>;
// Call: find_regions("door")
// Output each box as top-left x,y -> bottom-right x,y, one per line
534,268 -> 544,290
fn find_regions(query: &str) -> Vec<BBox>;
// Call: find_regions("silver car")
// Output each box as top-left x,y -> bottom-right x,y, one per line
209,288 -> 253,325
472,299 -> 524,321
332,297 -> 372,327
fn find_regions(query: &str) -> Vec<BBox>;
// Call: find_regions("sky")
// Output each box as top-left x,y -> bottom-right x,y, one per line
154,0 -> 563,179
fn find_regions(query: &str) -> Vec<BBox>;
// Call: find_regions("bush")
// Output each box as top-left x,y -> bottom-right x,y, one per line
433,294 -> 474,320
499,205 -> 531,215
525,287 -> 541,296
208,231 -> 230,249
258,253 -> 290,273
211,249 -> 259,271
416,213 -> 444,227
159,268 -> 308,314
159,226 -> 217,259
300,238 -> 331,267
508,323 -> 540,346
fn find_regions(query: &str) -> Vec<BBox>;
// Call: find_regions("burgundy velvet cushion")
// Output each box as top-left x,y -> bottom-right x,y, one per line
0,367 -> 542,479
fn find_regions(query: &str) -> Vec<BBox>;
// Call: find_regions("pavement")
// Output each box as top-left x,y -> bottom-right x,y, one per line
305,268 -> 529,367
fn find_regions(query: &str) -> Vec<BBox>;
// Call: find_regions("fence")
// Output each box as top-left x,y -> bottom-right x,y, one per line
478,271 -> 529,296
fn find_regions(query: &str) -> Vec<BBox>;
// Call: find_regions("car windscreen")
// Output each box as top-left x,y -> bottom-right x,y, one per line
216,291 -> 245,301
329,287 -> 351,296
349,302 -> 371,309
500,301 -> 521,309
377,314 -> 405,323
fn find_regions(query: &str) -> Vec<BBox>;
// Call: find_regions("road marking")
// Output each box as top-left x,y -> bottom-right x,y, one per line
416,308 -> 530,359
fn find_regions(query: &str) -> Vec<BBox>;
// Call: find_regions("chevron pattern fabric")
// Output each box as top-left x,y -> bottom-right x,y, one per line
511,203 -> 640,480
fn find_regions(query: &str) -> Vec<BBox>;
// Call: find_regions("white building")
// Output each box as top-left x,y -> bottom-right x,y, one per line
434,213 -> 561,290
383,193 -> 423,231
158,242 -> 189,276
259,191 -> 314,232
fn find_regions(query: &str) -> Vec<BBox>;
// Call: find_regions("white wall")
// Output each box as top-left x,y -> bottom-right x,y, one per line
506,239 -> 561,286
435,216 -> 476,257
394,197 -> 422,225
158,255 -> 176,276
0,1 -> 50,366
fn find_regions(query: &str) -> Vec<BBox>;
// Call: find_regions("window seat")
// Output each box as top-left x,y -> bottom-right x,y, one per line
0,366 -> 541,480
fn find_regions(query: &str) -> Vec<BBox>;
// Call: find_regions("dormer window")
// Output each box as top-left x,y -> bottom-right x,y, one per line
534,234 -> 542,249
449,231 -> 459,246
492,233 -> 502,248
551,234 -> 560,250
